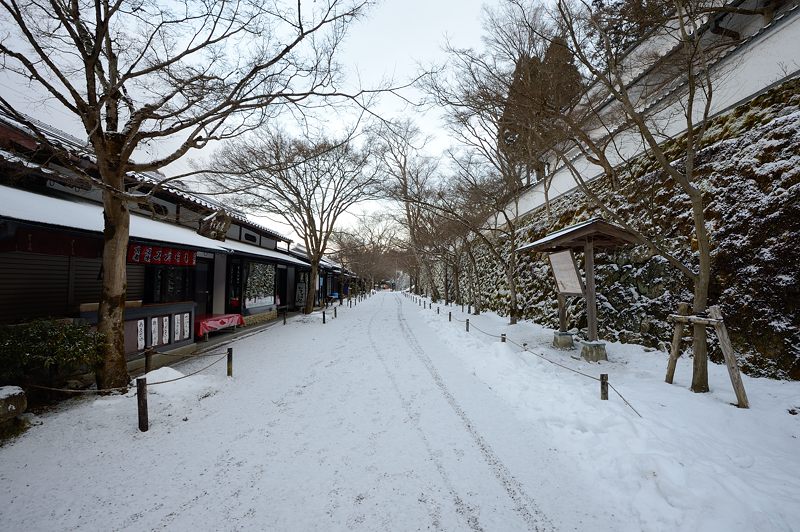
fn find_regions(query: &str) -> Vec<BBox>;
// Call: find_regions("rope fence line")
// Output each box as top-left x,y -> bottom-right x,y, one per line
147,353 -> 229,386
608,383 -> 643,418
148,348 -> 228,358
25,383 -> 130,394
409,294 -> 643,419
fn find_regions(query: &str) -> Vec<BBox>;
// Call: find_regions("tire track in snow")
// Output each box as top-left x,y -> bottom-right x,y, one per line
367,297 -> 483,532
391,294 -> 555,532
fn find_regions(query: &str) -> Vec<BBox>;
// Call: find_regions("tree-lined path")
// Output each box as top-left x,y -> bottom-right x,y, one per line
0,293 -> 609,530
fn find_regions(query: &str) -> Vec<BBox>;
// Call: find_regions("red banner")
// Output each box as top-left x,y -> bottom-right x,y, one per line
128,244 -> 196,266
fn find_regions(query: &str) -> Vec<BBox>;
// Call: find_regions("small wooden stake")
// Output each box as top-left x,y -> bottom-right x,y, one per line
227,347 -> 233,377
137,377 -> 148,432
323,311 -> 326,324
449,312 -> 452,322
666,302 -> 689,384
708,306 -> 749,408
501,333 -> 506,343
283,309 -> 287,325
437,307 -> 440,314
600,374 -> 608,400
466,319 -> 470,332
334,307 -> 337,319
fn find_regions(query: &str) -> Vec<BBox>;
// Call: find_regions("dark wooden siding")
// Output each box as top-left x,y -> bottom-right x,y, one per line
66,259 -> 144,306
0,252 -> 147,323
0,251 -> 69,322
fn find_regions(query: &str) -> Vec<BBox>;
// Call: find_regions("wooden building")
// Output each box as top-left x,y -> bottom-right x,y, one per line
0,113 -> 310,358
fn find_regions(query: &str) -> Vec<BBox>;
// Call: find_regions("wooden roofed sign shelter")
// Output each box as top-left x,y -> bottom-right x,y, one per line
518,218 -> 641,362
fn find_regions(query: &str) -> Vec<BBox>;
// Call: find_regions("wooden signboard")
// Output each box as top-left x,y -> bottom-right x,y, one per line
548,250 -> 584,296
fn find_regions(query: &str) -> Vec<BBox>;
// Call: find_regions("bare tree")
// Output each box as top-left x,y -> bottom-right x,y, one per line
332,213 -> 400,290
372,119 -> 442,297
422,40 -> 538,324
210,128 -> 381,313
490,0 -> 779,391
0,0 -> 375,388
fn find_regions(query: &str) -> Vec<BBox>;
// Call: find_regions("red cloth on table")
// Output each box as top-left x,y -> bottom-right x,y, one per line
194,313 -> 245,337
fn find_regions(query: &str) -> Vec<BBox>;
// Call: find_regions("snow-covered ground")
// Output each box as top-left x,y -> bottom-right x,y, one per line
1,292 -> 798,531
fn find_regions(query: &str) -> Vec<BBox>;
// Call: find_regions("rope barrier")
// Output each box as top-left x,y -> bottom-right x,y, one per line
468,322 -> 504,339
147,353 -> 229,386
148,348 -> 228,358
415,296 -> 643,419
608,383 -> 643,418
25,383 -> 129,394
23,349 -> 230,394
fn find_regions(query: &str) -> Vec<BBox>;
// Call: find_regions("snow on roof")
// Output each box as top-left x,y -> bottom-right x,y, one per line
220,239 -> 310,267
517,217 -> 601,252
0,111 -> 290,244
0,185 -> 227,252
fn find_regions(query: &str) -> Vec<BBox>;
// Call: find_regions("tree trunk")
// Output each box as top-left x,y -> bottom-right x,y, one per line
467,247 -> 481,314
94,190 -> 131,389
690,195 -> 711,393
444,265 -> 449,303
453,264 -> 461,305
506,252 -> 519,325
304,261 -> 319,314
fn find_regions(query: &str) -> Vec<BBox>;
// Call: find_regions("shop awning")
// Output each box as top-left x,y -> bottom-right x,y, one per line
0,185 -> 227,252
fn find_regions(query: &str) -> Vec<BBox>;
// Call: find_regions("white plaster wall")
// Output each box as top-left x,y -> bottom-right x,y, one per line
513,10 -> 800,223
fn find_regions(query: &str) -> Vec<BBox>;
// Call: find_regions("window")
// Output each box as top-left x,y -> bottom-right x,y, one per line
145,265 -> 193,304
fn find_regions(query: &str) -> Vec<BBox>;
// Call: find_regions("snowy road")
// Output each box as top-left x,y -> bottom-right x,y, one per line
0,293 -> 596,531
3,291 -> 799,531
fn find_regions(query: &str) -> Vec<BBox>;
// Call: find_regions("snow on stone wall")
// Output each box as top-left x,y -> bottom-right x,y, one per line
458,78 -> 800,380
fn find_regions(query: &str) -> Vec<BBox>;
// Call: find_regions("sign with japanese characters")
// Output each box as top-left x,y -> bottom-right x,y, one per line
150,317 -> 159,346
127,244 -> 196,266
183,313 -> 191,340
161,316 -> 169,345
174,314 -> 181,342
136,320 -> 146,350
548,250 -> 584,296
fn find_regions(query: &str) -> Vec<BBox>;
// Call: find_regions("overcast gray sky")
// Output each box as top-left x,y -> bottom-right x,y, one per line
1,0 -> 488,240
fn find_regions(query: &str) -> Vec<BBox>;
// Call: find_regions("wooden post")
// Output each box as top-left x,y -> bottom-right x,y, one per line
466,319 -> 470,333
144,348 -> 153,375
136,377 -> 148,432
227,347 -> 233,377
323,311 -> 326,324
437,307 -> 440,315
557,294 -> 567,333
449,312 -> 452,322
584,237 -> 598,342
468,304 -> 471,314
501,333 -> 506,343
283,309 -> 287,325
334,307 -> 337,319
708,306 -> 749,408
665,302 -> 690,384
600,374 -> 608,400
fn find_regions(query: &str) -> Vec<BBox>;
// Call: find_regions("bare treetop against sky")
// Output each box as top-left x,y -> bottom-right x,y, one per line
0,0 -> 487,171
